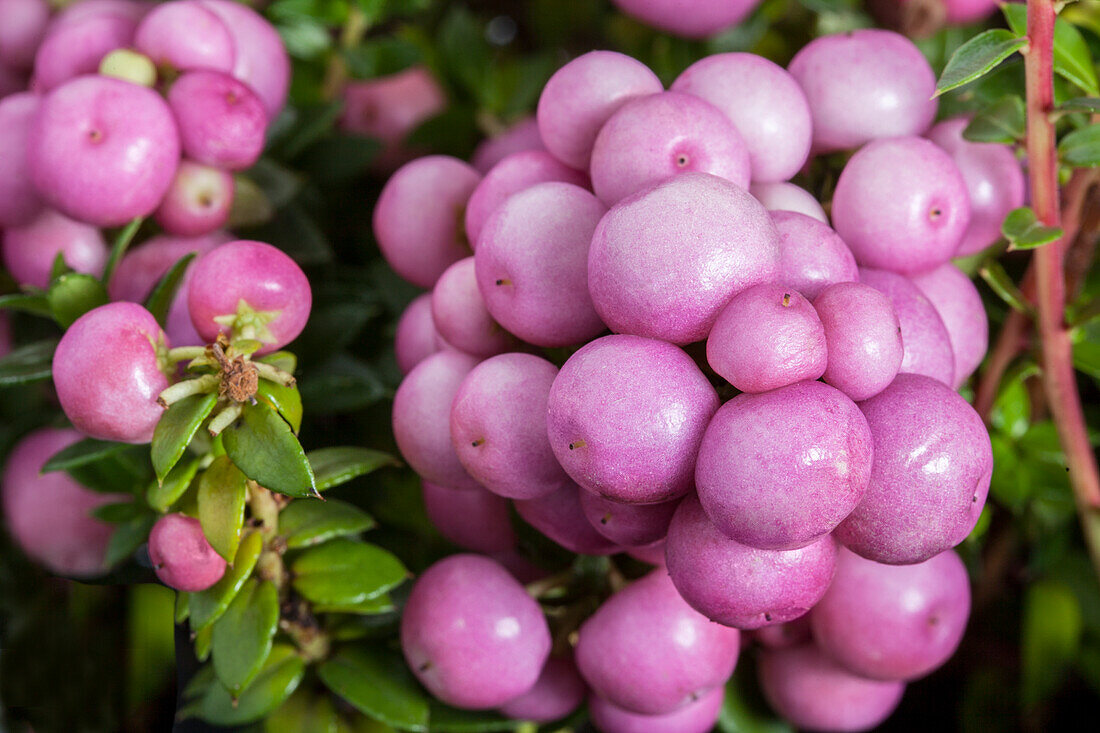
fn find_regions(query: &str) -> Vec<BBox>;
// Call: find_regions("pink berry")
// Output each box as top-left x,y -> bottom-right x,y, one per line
673,53 -> 811,182
579,491 -> 679,547
197,0 -> 289,119
788,29 -> 937,153
536,51 -> 662,170
588,172 -> 781,344
832,136 -> 971,274
0,0 -> 49,70
373,155 -> 481,289
926,116 -> 1026,256
475,182 -> 607,347
811,547 -> 971,680
52,302 -> 170,443
625,539 -> 666,566
750,181 -> 828,223
587,685 -> 724,733
422,481 -> 516,554
814,282 -> 904,402
547,335 -> 718,504
609,0 -> 762,38
133,1 -> 235,74
28,75 -> 180,227
772,211 -> 858,300
32,11 -> 137,92
167,70 -> 268,171
394,293 -> 445,374
339,66 -> 446,170
187,240 -> 312,352
430,257 -> 518,357
706,284 -> 827,393
590,91 -> 751,207
753,617 -> 812,649
667,495 -> 838,628
514,481 -> 620,556
154,161 -> 234,237
909,262 -> 988,387
401,554 -> 551,709
450,353 -> 569,500
835,373 -> 992,565
471,116 -> 545,173
500,655 -> 586,723
758,644 -> 905,732
942,0 -> 1000,24
2,208 -> 107,289
2,427 -> 124,577
148,512 -> 227,592
0,92 -> 43,227
575,569 -> 740,715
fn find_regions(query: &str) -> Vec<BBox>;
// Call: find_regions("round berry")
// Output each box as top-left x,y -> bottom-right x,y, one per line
514,481 -> 620,556
909,262 -> 988,388
148,512 -> 227,592
814,282 -> 904,402
422,481 -> 516,554
154,161 -> 234,237
0,0 -> 50,70
610,0 -> 761,38
197,0 -> 289,119
394,293 -> 445,375
472,116 -> 545,174
0,91 -> 43,228
750,181 -> 828,223
2,208 -> 107,289
772,211 -> 858,301
133,1 -> 235,74
587,685 -> 725,733
499,655 -> 586,723
579,491 -> 679,547
167,70 -> 268,171
430,257 -> 518,357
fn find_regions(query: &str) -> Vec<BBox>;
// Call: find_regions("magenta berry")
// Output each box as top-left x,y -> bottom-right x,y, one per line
910,263 -> 989,388
154,161 -> 234,237
471,116 -> 545,174
197,0 -> 290,119
32,11 -> 138,92
2,208 -> 108,290
514,481 -> 620,556
0,91 -> 43,228
771,211 -> 858,300
610,0 -> 762,38
0,0 -> 50,70
148,513 -> 227,592
814,282 -> 904,402
52,302 -> 170,444
499,655 -> 586,723
339,66 -> 446,170
133,1 -> 236,74
430,257 -> 518,357
167,70 -> 268,171
394,293 -> 445,375
422,481 -> 517,554
579,491 -> 679,547
187,240 -> 312,352
401,554 -> 551,709
588,686 -> 724,733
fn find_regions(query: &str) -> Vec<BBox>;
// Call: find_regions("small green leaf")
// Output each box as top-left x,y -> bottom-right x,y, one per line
1073,339 -> 1100,381
152,392 -> 218,482
101,217 -> 144,285
197,644 -> 305,726
0,339 -> 57,386
308,446 -> 401,492
317,646 -> 429,732
92,501 -> 147,523
0,292 -> 52,318
1004,3 -> 1100,96
935,29 -> 1028,96
1059,124 -> 1100,168
42,438 -> 128,473
1022,580 -> 1083,709
212,579 -> 279,696
427,702 -> 516,732
103,514 -> 156,569
47,273 -> 109,328
144,253 -> 196,328
1001,206 -> 1064,250
256,379 -> 303,434
198,456 -> 249,562
176,591 -> 191,624
312,594 -> 394,616
979,260 -> 1034,314
1059,97 -> 1100,113
258,350 -> 297,375
279,498 -> 376,549
291,538 -> 407,605
223,402 -> 316,498
195,624 -> 213,662
963,96 -> 1026,143
190,530 -> 263,632
49,251 -> 73,283
66,444 -> 152,494
147,457 -> 201,513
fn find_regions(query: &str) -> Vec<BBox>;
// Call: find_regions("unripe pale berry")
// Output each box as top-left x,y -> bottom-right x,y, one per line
2,208 -> 107,289
814,282 -> 904,402
148,512 -> 227,591
422,480 -> 516,554
167,70 -> 268,171
154,161 -> 234,237
401,554 -> 551,709
52,302 -> 170,444
771,211 -> 858,300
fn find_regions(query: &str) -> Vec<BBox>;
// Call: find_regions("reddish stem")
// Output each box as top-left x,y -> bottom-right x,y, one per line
1024,0 -> 1100,572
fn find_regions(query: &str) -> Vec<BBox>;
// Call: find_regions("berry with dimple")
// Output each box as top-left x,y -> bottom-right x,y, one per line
154,161 -> 234,237
430,257 -> 518,357
187,240 -> 312,353
814,282 -> 904,402
52,302 -> 170,444
167,70 -> 268,171
579,491 -> 679,547
771,211 -> 858,300
587,685 -> 725,733
148,513 -> 227,592
401,554 -> 551,709
2,208 -> 107,289
422,481 -> 516,554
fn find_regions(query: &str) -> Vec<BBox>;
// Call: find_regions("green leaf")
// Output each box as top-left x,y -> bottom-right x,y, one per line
190,530 -> 264,632
49,250 -> 73,283
151,392 -> 218,482
66,444 -> 152,494
317,646 -> 429,732
277,101 -> 344,160
197,644 -> 305,726
198,456 -> 249,562
312,594 -> 394,616
92,500 -> 147,523
42,438 -> 128,473
427,703 -> 516,732
103,514 -> 156,569
258,350 -> 297,375
195,624 -> 213,662
1022,580 -> 1083,709
1059,97 -> 1100,113
147,457 -> 201,513
144,253 -> 196,328
0,292 -> 52,318
991,370 -> 1032,439
308,446 -> 401,492
176,591 -> 191,624
935,29 -> 1028,96
980,260 -> 1034,314
1004,3 -> 1100,96
101,217 -> 144,285
212,579 -> 279,696
47,273 -> 109,328
223,402 -> 316,498
279,498 -> 376,549
0,339 -> 57,386
963,96 -> 1026,143
256,379 -> 303,434
291,538 -> 407,605
1059,124 -> 1100,168
1073,339 -> 1100,381
1001,206 -> 1064,250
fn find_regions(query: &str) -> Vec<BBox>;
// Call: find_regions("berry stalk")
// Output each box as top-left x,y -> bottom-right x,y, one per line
1024,0 -> 1100,574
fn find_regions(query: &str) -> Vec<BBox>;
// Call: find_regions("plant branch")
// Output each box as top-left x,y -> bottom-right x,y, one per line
1024,0 -> 1100,576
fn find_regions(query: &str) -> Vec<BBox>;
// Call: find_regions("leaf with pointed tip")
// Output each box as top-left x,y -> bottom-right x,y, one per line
176,591 -> 190,624
223,402 -> 316,498
291,538 -> 406,605
194,644 -> 305,726
979,260 -> 1034,315
0,292 -> 52,318
1059,97 -> 1100,114
50,251 -> 72,283
198,456 -> 248,562
190,530 -> 263,632
0,339 -> 57,386
211,579 -> 278,696
101,217 -> 144,285
152,392 -> 218,482
1002,206 -> 1064,250
147,457 -> 201,513
308,446 -> 400,492
144,253 -> 196,328
279,498 -> 376,549
257,350 -> 297,375
256,379 -> 302,434
935,29 -> 1027,96
1003,4 -> 1099,96
195,624 -> 213,662
317,646 -> 429,732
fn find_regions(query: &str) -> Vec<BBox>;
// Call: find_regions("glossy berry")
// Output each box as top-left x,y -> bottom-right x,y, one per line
167,70 -> 268,171
154,161 -> 234,237
401,554 -> 551,709
133,0 -> 235,74
422,481 -> 516,554
547,335 -> 718,504
771,211 -> 858,300
430,257 -> 518,357
587,685 -> 725,733
750,182 -> 828,223
514,481 -> 620,556
32,10 -> 138,92
2,208 -> 107,289
499,655 -> 586,723
52,302 -> 170,444
575,569 -> 740,715
814,282 -> 904,402
148,513 -> 227,592
187,240 -> 312,352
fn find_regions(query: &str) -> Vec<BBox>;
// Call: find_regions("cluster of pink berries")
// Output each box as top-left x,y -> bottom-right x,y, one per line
0,0 -> 289,289
375,28 -> 1023,733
